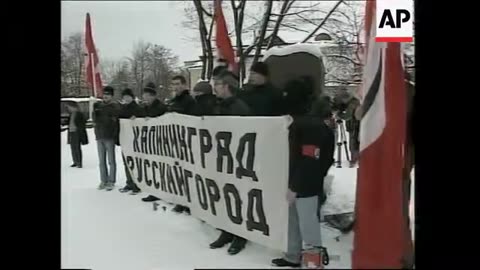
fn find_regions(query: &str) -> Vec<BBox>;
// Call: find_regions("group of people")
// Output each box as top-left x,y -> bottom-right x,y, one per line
65,61 -> 360,267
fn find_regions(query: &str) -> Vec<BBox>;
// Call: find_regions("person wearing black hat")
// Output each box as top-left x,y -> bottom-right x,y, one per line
208,70 -> 251,255
192,81 -> 217,116
93,86 -> 121,191
139,83 -> 168,202
118,88 -> 143,195
239,61 -> 284,116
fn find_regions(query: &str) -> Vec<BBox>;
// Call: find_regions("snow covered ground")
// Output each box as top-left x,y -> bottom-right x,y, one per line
61,129 -> 411,270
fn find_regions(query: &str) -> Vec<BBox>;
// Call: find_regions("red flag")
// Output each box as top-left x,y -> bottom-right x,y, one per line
214,0 -> 238,74
85,13 -> 103,97
352,0 -> 412,268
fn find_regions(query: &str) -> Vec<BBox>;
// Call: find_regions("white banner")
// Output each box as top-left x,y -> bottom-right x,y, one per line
120,113 -> 291,252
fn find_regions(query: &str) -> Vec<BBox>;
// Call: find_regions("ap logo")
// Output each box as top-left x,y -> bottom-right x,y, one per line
376,0 -> 413,42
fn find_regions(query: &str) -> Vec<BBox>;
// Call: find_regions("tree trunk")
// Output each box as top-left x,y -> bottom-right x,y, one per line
206,16 -> 215,80
252,0 -> 273,66
233,0 -> 247,85
193,0 -> 209,80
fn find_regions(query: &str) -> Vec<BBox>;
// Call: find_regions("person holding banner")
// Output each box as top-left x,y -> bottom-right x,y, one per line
209,70 -> 252,255
167,75 -> 196,214
272,79 -> 335,268
192,81 -> 217,116
167,75 -> 196,115
140,83 -> 168,202
93,86 -> 121,191
118,88 -> 143,195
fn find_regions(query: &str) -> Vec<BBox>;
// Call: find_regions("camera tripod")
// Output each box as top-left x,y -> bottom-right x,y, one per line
335,119 -> 350,168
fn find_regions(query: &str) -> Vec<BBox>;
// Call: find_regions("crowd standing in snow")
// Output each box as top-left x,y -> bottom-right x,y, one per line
66,61 -> 365,267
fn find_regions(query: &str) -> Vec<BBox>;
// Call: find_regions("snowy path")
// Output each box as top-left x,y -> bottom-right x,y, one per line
61,130 -> 357,270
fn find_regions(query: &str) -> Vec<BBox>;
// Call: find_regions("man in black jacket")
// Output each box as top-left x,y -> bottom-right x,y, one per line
140,84 -> 168,202
66,102 -> 88,168
239,62 -> 284,116
272,94 -> 335,267
209,70 -> 251,255
168,75 -> 196,115
142,83 -> 168,118
192,81 -> 217,116
167,75 -> 196,213
93,86 -> 121,191
118,88 -> 143,195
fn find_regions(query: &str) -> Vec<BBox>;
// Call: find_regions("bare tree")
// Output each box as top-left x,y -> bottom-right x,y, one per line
146,44 -> 180,101
61,32 -> 88,97
129,41 -> 152,96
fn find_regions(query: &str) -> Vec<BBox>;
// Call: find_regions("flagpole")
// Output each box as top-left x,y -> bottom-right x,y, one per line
89,53 -> 97,122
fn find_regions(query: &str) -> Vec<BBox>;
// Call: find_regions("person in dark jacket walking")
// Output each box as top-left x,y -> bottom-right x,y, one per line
166,75 -> 196,213
272,85 -> 335,267
139,84 -> 168,202
167,75 -> 196,115
93,86 -> 121,191
239,62 -> 284,116
192,81 -> 217,116
209,70 -> 251,255
118,88 -> 143,195
66,102 -> 88,168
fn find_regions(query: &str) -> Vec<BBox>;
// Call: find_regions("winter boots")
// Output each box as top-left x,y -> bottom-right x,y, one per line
172,205 -> 190,214
227,237 -> 246,255
271,258 -> 301,268
210,231 -> 233,249
142,195 -> 160,202
210,231 -> 246,255
97,182 -> 107,190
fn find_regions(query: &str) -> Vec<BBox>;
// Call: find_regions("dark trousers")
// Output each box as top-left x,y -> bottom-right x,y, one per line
69,132 -> 82,166
122,154 -> 139,190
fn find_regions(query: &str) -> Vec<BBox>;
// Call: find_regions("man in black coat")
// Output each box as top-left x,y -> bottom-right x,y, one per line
67,102 -> 88,168
192,81 -> 217,116
167,75 -> 196,115
239,62 -> 284,116
93,86 -> 121,191
209,70 -> 251,255
166,75 -> 196,213
139,84 -> 168,202
141,83 -> 168,118
272,84 -> 335,267
118,88 -> 143,195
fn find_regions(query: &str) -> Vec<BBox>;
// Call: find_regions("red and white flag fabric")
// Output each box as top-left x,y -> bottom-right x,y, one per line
214,0 -> 238,74
352,0 -> 413,268
84,13 -> 103,97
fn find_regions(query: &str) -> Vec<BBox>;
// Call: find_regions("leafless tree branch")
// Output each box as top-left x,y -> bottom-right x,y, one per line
280,23 -> 310,33
271,9 -> 324,17
252,0 -> 273,65
267,0 -> 293,49
326,54 -> 362,66
302,0 -> 345,43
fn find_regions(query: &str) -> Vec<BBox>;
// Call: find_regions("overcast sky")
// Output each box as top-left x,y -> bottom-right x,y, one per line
61,1 -> 200,64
